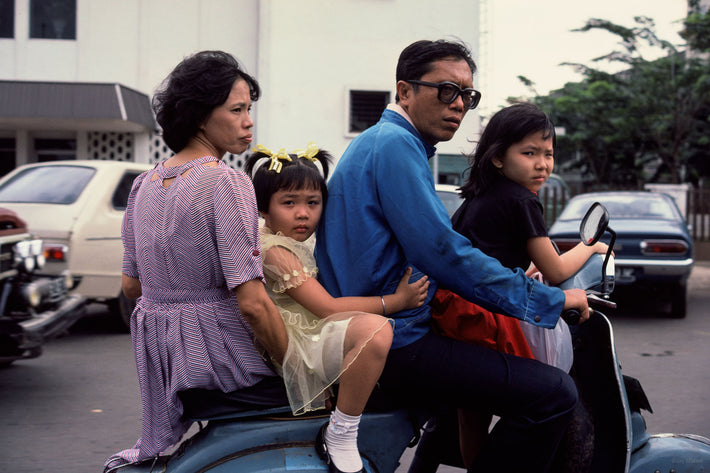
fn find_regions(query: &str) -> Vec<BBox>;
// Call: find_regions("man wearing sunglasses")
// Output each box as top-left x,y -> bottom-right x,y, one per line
316,39 -> 589,473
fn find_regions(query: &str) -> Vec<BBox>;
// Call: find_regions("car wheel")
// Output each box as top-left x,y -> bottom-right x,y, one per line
669,283 -> 687,319
109,291 -> 136,331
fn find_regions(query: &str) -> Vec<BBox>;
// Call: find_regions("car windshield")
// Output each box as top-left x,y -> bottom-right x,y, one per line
559,194 -> 679,221
0,165 -> 96,204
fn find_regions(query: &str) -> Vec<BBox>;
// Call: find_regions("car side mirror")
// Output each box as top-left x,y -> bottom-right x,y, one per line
579,202 -> 609,246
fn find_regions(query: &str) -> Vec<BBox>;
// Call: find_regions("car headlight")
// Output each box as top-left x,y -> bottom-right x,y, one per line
14,239 -> 45,272
35,253 -> 46,269
22,283 -> 42,307
14,240 -> 31,258
23,256 -> 36,272
29,239 -> 43,256
31,239 -> 45,269
61,269 -> 74,290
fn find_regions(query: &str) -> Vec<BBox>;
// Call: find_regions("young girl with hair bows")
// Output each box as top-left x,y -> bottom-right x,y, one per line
244,143 -> 429,473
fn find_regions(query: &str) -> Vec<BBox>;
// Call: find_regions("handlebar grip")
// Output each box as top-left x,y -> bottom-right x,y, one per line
561,309 -> 581,326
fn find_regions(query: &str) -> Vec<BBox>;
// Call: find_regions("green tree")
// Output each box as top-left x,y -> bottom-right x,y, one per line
519,15 -> 710,187
681,0 -> 710,52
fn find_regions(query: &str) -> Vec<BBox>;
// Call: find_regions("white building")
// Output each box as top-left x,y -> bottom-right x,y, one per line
0,0 -> 481,181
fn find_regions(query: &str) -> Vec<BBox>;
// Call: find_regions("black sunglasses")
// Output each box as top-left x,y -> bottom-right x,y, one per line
405,80 -> 482,110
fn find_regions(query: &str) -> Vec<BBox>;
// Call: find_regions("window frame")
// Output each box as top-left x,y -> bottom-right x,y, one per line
29,0 -> 77,40
345,89 -> 391,137
111,171 -> 143,210
0,0 -> 14,38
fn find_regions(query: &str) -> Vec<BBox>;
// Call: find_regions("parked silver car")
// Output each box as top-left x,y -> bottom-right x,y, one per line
0,160 -> 152,329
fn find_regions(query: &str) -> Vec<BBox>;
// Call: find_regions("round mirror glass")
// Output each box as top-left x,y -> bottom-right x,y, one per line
580,202 -> 608,245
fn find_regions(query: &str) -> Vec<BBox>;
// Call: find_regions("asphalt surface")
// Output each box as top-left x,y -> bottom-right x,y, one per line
1,263 -> 708,473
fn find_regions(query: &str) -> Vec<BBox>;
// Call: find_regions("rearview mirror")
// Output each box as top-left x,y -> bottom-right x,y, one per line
580,202 -> 609,246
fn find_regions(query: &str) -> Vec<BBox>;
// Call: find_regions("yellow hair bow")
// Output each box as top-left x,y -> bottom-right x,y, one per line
294,141 -> 320,163
252,144 -> 292,173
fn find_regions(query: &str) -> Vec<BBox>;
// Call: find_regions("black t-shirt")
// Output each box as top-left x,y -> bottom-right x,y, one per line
451,174 -> 548,271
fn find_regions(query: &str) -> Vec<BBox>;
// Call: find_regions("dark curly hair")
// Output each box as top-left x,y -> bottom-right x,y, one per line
244,147 -> 332,214
152,50 -> 261,153
460,102 -> 556,199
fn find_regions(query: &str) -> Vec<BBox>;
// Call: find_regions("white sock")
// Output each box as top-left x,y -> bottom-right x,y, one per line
324,407 -> 363,472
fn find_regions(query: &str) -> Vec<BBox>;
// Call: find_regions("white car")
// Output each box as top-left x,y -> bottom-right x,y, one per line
0,160 -> 153,329
435,183 -> 463,217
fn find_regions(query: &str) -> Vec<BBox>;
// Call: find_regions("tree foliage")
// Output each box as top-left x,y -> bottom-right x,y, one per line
681,0 -> 710,52
515,14 -> 710,187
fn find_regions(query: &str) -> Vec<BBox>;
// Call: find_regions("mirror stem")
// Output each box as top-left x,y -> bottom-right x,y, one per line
602,227 -> 617,293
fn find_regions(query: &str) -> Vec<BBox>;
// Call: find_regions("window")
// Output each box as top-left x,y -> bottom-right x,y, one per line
112,172 -> 143,210
0,138 -> 16,177
0,165 -> 95,205
30,0 -> 76,40
35,138 -> 76,162
0,0 -> 14,38
431,154 -> 467,185
349,90 -> 390,134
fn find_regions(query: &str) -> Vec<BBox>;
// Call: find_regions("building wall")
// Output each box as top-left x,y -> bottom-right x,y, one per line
1,0 -> 260,167
256,0 -> 481,161
1,0 -> 258,94
1,0 -> 481,168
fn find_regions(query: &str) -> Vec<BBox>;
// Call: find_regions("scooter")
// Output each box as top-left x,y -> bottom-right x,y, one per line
108,202 -> 710,473
105,382 -> 427,472
558,202 -> 710,473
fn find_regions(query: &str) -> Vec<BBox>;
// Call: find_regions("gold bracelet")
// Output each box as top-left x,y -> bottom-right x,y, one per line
380,295 -> 386,316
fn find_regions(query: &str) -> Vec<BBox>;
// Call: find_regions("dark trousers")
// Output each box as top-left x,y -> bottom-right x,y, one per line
379,331 -> 578,473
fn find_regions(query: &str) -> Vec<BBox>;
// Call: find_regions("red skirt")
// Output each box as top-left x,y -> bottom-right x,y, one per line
430,289 -> 534,359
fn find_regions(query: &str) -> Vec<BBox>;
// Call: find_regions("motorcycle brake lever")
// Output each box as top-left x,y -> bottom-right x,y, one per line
588,293 -> 617,309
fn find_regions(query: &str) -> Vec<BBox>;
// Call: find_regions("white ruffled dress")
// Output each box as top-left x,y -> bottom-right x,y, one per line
260,226 -> 388,415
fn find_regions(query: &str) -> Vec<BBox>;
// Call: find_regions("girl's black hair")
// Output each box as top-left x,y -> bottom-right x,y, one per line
460,102 -> 556,199
244,148 -> 332,213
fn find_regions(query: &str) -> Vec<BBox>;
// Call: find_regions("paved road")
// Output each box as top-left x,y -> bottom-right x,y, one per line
611,261 -> 710,438
1,263 -> 708,473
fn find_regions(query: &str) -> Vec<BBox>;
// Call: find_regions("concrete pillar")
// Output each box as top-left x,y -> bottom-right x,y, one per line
15,130 -> 30,166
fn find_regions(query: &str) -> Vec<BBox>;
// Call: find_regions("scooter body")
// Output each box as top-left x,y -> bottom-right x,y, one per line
559,204 -> 710,473
567,280 -> 710,473
111,398 -> 425,472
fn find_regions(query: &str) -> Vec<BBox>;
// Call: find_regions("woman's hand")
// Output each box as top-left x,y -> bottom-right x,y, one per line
562,288 -> 590,324
394,267 -> 430,310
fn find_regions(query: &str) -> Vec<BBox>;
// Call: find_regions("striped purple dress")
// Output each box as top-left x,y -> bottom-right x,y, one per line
106,156 -> 276,467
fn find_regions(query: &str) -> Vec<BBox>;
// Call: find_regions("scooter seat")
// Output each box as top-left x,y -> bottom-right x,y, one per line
179,376 -> 296,421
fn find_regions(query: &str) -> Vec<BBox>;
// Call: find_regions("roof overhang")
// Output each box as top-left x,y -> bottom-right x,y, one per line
0,80 -> 157,133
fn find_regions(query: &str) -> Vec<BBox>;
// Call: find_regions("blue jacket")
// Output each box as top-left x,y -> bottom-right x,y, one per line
316,108 -> 565,348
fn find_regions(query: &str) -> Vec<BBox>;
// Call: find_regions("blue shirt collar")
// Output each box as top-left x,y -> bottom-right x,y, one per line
381,107 -> 437,158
